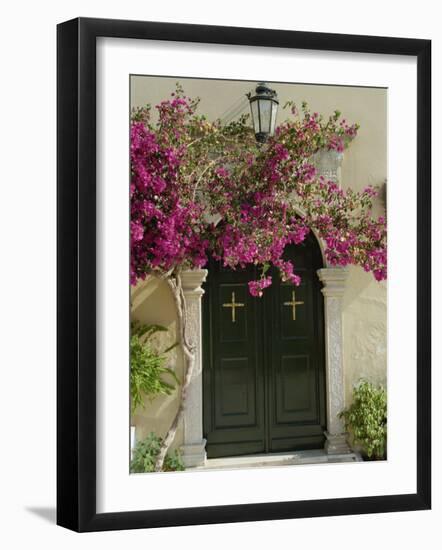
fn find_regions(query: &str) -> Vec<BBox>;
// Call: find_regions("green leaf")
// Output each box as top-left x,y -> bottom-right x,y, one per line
339,379 -> 387,460
130,432 -> 185,473
130,323 -> 180,414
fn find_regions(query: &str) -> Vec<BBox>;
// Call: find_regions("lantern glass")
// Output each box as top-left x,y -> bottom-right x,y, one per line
258,98 -> 272,134
250,100 -> 260,133
270,101 -> 277,135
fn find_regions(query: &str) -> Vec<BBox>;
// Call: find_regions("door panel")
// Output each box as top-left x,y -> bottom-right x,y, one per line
266,241 -> 326,452
278,354 -> 312,417
279,281 -> 310,339
203,263 -> 266,458
219,284 -> 248,342
216,357 -> 256,426
203,234 -> 326,458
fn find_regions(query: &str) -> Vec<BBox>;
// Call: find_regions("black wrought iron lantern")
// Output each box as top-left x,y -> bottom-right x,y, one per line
246,82 -> 279,143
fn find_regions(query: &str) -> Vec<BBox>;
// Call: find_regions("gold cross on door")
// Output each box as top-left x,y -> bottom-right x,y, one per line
284,290 -> 304,321
222,291 -> 245,323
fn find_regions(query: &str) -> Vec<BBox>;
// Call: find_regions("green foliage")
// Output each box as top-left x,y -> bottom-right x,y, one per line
131,104 -> 151,125
339,380 -> 387,459
130,432 -> 185,473
130,321 -> 179,414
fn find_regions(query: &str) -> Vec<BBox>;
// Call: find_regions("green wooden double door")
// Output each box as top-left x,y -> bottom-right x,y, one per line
202,235 -> 326,458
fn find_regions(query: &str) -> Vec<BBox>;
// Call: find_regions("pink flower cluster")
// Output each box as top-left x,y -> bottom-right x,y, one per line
302,179 -> 387,280
130,122 -> 208,284
130,89 -> 387,296
248,277 -> 272,297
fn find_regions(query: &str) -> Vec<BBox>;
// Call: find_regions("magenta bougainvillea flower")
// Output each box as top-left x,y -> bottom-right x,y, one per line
130,88 -> 386,294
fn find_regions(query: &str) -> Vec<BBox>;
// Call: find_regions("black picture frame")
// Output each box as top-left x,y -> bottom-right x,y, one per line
57,17 -> 431,532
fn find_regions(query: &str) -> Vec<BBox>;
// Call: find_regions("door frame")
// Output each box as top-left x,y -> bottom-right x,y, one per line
201,238 -> 327,458
180,261 -> 351,467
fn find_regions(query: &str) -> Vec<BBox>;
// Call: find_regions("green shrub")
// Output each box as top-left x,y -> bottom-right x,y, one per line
339,380 -> 387,460
130,432 -> 185,473
130,321 -> 179,414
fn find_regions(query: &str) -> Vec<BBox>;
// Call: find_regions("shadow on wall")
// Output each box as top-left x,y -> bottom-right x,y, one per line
130,276 -> 184,450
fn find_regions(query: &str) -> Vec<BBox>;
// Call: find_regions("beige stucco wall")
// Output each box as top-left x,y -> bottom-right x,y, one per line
130,76 -> 387,448
131,277 -> 184,450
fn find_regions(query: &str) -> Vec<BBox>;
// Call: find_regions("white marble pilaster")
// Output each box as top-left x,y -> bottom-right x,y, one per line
317,267 -> 351,454
180,269 -> 208,467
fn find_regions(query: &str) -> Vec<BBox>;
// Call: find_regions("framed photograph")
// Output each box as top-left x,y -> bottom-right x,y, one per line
57,17 -> 431,532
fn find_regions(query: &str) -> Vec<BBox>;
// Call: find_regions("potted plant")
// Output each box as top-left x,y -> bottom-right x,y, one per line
339,379 -> 387,460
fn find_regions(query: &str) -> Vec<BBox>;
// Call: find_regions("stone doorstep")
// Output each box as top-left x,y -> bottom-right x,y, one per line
191,449 -> 363,471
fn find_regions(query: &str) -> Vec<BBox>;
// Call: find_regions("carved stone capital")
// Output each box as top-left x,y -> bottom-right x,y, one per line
181,269 -> 208,294
318,267 -> 349,297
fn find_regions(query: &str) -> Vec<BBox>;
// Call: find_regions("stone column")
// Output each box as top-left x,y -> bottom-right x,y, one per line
317,267 -> 351,454
180,269 -> 208,467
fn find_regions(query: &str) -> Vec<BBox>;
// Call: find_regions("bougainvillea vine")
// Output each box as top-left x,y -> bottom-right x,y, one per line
129,86 -> 387,470
130,88 -> 386,293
